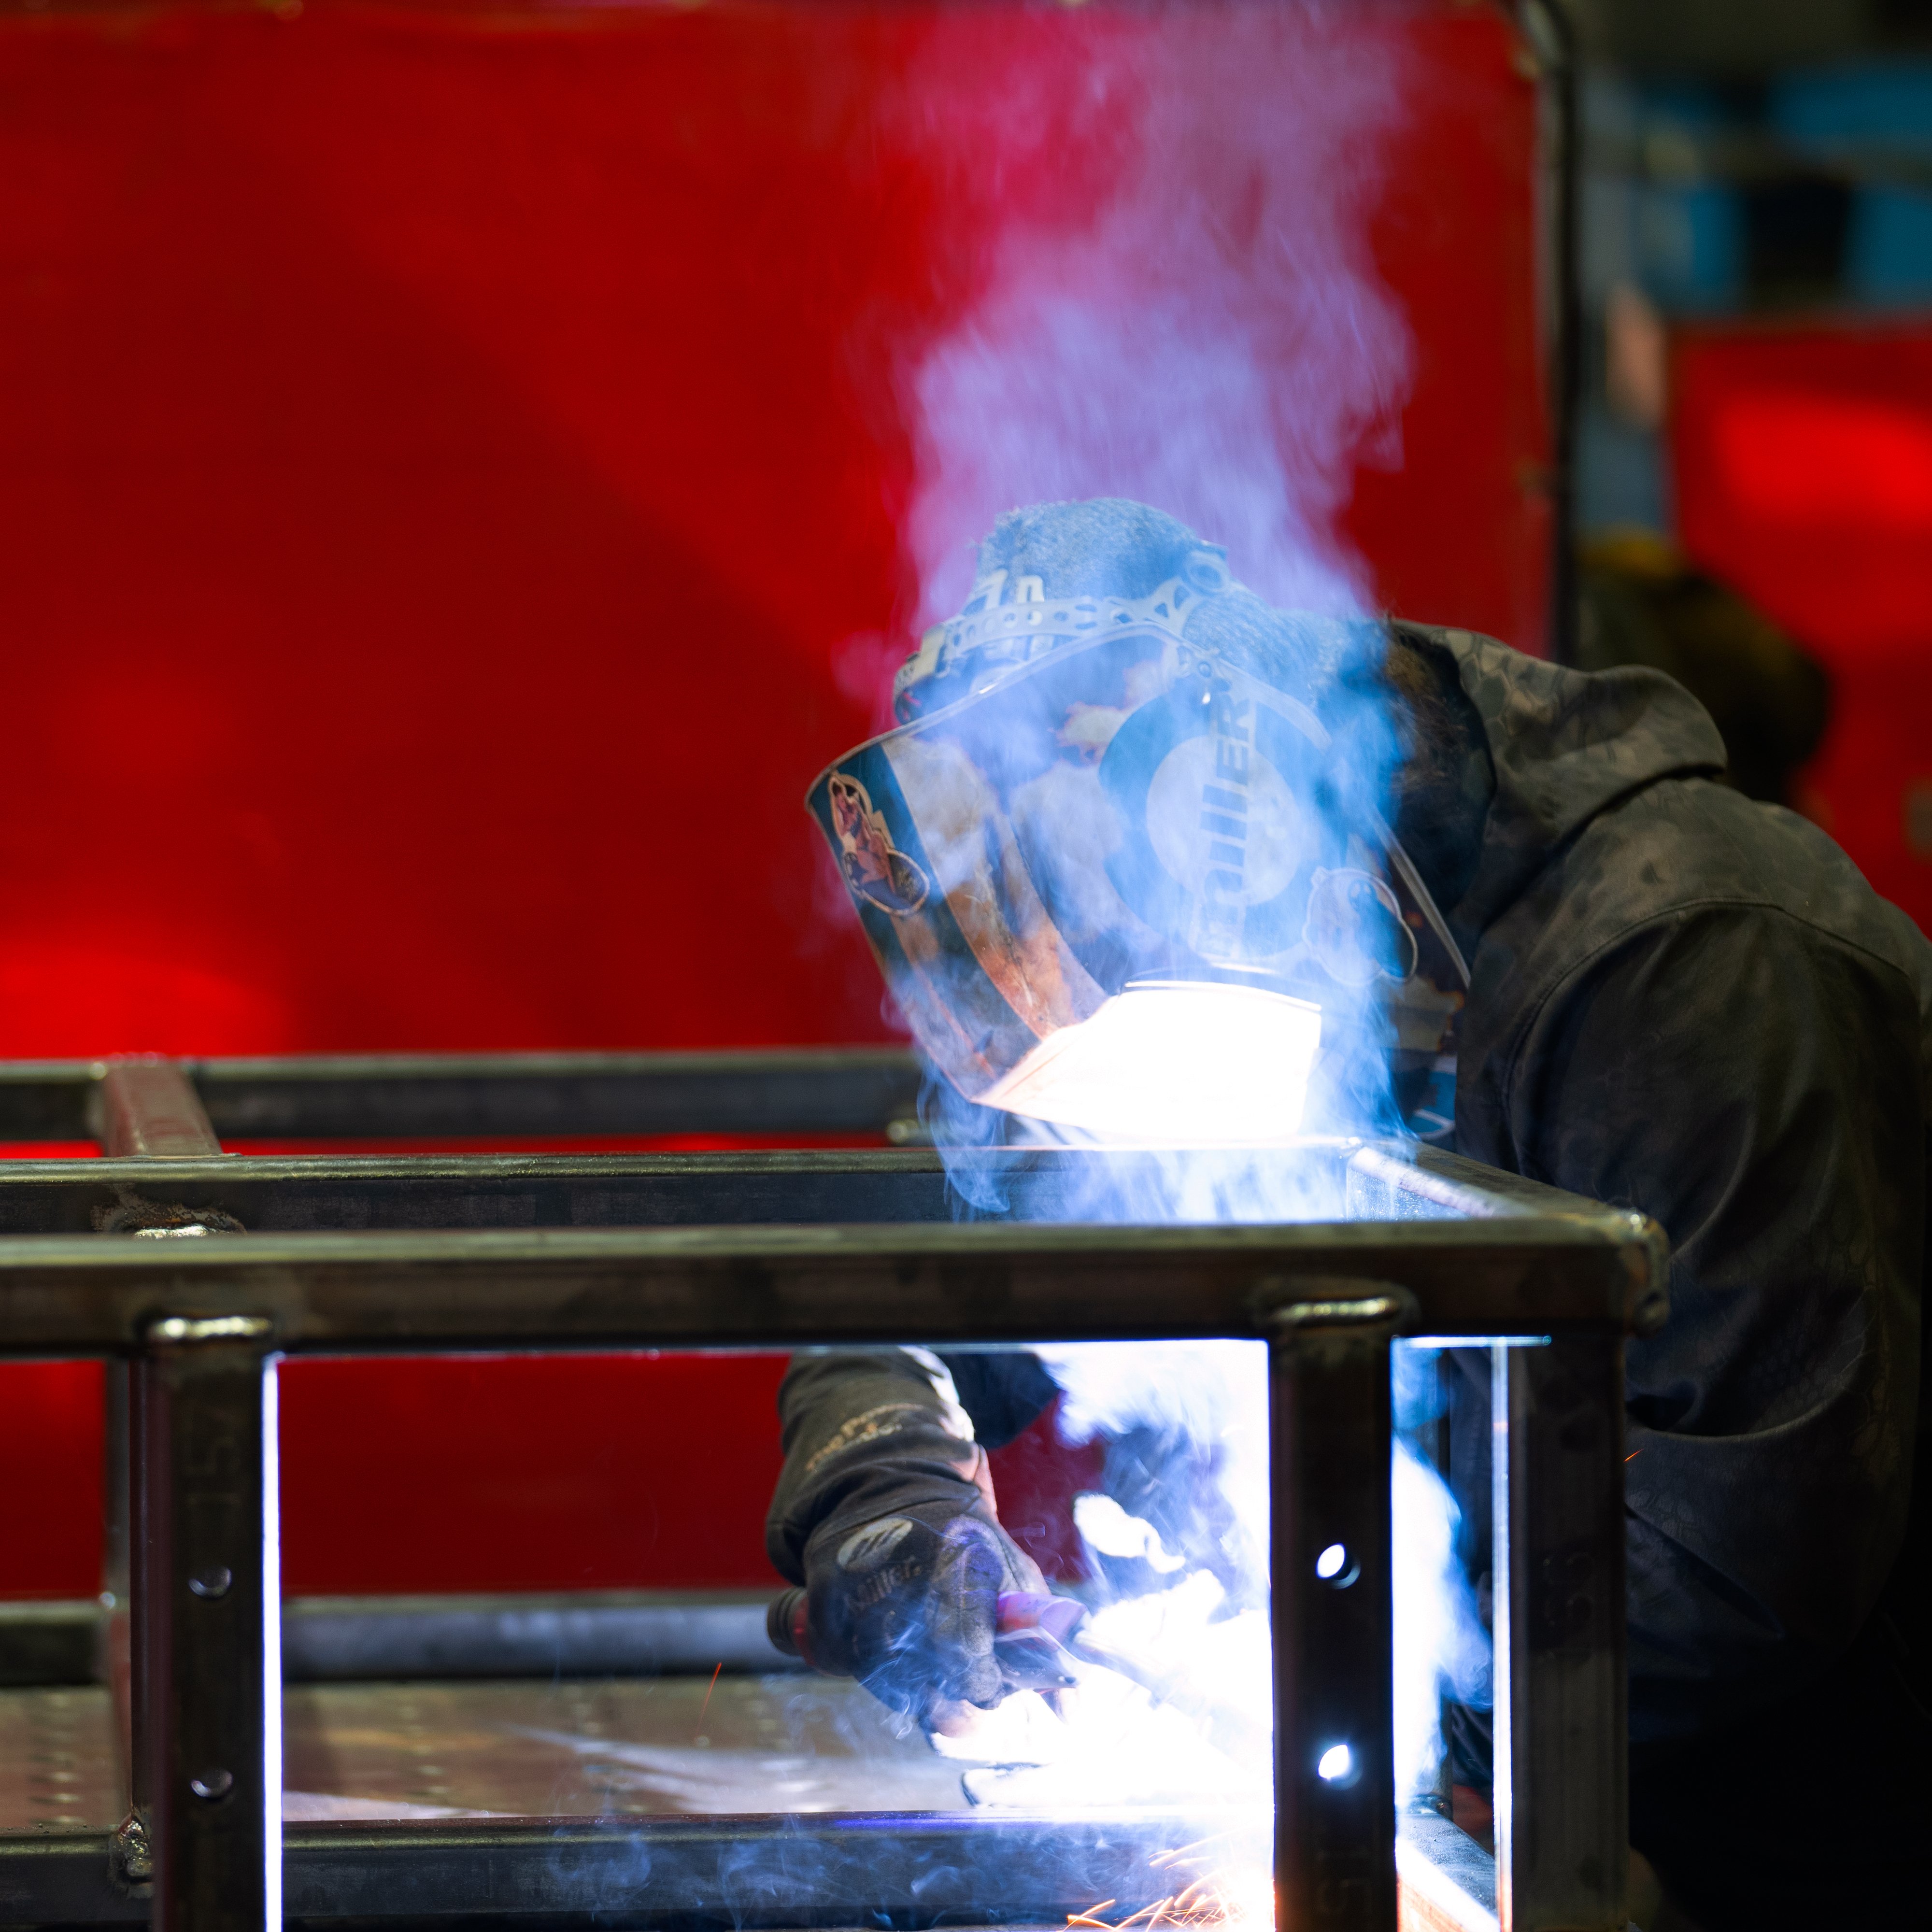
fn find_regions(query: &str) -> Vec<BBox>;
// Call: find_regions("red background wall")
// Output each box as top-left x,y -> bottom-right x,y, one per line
1672,322 -> 1932,935
0,0 -> 1548,1597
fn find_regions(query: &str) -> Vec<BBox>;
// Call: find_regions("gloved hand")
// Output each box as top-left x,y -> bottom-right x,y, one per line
765,1350 -> 1065,1728
769,1505 -> 1065,1723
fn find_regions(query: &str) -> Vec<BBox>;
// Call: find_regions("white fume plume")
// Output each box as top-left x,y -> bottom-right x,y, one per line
938,1343 -> 1275,1810
947,1345 -> 1491,1818
1073,1493 -> 1187,1574
867,4 -> 1420,1175
839,0 -> 1481,1846
1043,1339 -> 1272,1600
1392,1437 -> 1492,1803
895,4 -> 1411,632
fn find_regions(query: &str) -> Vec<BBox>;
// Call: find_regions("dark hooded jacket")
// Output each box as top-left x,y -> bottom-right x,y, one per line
1415,622 -> 1931,1928
775,594 -> 1930,1927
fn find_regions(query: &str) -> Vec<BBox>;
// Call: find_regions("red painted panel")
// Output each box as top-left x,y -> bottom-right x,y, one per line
277,1354 -> 790,1594
0,1362 -> 104,1599
0,0 -> 1544,1596
1347,8 -> 1551,651
1673,323 -> 1932,931
986,1396 -> 1109,1588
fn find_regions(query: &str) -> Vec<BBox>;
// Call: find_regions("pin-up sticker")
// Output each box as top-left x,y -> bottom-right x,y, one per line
828,771 -> 929,915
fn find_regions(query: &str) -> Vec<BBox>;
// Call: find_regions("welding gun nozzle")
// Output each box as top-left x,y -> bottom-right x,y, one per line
768,1587 -> 814,1667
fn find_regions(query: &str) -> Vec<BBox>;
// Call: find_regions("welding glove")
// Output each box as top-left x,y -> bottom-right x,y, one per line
765,1348 -> 1055,1727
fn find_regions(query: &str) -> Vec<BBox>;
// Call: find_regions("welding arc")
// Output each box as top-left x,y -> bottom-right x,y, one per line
997,1592 -> 1199,1715
1063,1628 -> 1189,1705
996,1595 -> 1267,1766
1062,1629 -> 1268,1765
997,1600 -> 1190,1708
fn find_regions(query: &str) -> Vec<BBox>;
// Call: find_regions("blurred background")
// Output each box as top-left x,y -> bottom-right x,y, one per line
0,0 -> 1923,1617
1573,0 -> 1932,916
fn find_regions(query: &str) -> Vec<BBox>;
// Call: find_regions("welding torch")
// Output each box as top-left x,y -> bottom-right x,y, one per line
770,1584 -> 1087,1687
772,1585 -> 1259,1757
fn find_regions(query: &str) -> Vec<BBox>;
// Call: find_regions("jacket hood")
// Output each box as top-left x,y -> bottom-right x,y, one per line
1418,625 -> 1729,942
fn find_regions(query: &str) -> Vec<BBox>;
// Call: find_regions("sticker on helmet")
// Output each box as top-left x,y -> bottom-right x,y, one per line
1098,676 -> 1325,960
828,771 -> 929,915
1145,728 -> 1306,909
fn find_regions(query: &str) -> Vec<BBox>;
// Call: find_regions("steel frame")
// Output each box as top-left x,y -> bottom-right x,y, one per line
0,1052 -> 1662,1932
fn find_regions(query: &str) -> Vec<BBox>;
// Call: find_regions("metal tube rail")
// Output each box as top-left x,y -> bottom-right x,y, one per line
94,1057 -> 230,1902
0,1049 -> 926,1146
3,1811 -> 1285,1928
1492,1337 -> 1628,1931
0,1055 -> 1658,1932
1269,1288 -> 1407,1930
0,1215 -> 1658,1357
0,1139 -> 1652,1239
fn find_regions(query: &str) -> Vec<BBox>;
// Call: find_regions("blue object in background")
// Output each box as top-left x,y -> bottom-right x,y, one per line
1632,84 -> 1747,312
1771,63 -> 1932,306
1851,190 -> 1932,305
1637,182 -> 1747,310
1575,410 -> 1670,532
1772,62 -> 1932,147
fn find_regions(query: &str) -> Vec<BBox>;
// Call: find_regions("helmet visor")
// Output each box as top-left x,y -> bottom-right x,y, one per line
809,621 -> 1464,1142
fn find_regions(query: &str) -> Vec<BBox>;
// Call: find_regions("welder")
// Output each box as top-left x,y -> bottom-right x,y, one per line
765,497 -> 1928,1932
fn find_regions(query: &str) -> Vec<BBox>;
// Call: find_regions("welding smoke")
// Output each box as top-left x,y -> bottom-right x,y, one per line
1041,1340 -> 1271,1608
850,2 -> 1429,1179
945,1341 -> 1488,1827
813,6 -> 1420,1067
1037,1343 -> 1489,1806
892,3 -> 1413,634
804,0 -> 1484,1874
944,1341 -> 1276,1813
1391,1428 -> 1492,1802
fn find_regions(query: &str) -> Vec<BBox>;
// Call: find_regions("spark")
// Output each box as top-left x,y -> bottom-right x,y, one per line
1068,1840 -> 1272,1930
693,1661 -> 723,1741
1625,1451 -> 1641,1463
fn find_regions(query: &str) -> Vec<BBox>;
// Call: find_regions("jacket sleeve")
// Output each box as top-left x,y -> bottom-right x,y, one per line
1503,902 -> 1924,1744
764,1349 -> 983,1586
764,1348 -> 1063,1586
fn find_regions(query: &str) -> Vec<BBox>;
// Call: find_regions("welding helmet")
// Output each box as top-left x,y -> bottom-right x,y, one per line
808,500 -> 1467,1144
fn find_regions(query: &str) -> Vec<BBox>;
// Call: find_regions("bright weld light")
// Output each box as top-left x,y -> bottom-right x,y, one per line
1316,1743 -> 1353,1782
982,981 -> 1322,1145
1074,1493 -> 1188,1572
1315,1543 -> 1347,1580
